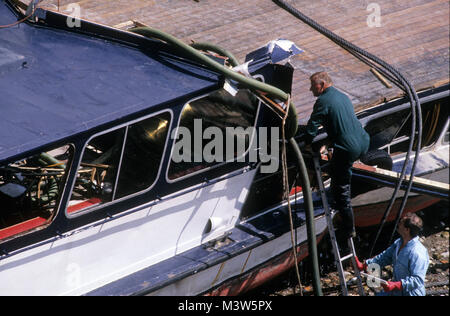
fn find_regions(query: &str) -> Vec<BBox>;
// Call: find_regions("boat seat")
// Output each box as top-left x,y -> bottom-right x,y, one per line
0,183 -> 27,199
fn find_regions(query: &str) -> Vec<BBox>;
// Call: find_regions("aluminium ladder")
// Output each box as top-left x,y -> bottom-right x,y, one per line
311,152 -> 365,296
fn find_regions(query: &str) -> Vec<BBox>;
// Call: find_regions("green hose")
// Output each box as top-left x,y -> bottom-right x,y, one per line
32,176 -> 58,204
40,152 -> 65,169
189,41 -> 240,67
31,153 -> 62,205
130,26 -> 298,139
289,138 -> 322,296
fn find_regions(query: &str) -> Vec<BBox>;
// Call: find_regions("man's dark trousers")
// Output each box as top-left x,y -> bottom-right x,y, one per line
330,147 -> 355,238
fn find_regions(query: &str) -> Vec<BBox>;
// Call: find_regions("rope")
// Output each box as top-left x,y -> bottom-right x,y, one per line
0,0 -> 41,28
281,94 -> 303,296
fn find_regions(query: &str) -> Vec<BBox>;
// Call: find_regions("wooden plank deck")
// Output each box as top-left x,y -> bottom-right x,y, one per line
22,0 -> 450,120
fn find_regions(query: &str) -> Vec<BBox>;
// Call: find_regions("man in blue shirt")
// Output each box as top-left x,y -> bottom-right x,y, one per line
356,213 -> 429,296
302,72 -> 370,238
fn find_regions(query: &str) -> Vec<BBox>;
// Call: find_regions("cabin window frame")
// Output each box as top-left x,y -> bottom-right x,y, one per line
0,143 -> 75,243
65,109 -> 173,218
165,85 -> 262,183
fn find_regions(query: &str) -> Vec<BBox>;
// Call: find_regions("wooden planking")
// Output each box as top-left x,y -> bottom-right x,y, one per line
353,163 -> 450,199
23,0 -> 449,120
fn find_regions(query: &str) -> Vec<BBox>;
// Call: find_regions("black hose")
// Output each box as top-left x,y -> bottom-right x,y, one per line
272,0 -> 422,256
389,105 -> 423,244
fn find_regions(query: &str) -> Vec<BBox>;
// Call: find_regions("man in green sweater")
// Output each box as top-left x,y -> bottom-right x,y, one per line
302,72 -> 370,238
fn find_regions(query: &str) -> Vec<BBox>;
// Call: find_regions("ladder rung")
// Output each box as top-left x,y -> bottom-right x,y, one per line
340,253 -> 354,262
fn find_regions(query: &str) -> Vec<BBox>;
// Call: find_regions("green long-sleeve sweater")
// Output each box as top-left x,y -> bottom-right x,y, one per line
305,86 -> 370,161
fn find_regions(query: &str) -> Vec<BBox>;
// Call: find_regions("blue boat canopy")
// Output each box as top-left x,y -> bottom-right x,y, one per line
0,2 -> 219,163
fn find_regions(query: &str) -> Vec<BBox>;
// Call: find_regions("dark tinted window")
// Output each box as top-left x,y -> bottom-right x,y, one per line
168,89 -> 259,180
115,112 -> 171,198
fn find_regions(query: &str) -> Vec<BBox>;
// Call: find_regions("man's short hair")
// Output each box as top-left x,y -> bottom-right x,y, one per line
310,71 -> 333,85
403,212 -> 423,237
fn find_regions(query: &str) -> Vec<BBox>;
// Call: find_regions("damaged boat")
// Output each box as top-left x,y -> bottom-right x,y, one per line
0,0 -> 326,296
0,0 -> 448,296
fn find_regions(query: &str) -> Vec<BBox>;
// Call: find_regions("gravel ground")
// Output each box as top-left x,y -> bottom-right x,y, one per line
247,201 -> 449,296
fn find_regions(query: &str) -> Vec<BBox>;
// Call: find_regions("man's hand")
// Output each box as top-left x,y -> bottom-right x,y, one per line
381,281 -> 402,292
354,256 -> 367,272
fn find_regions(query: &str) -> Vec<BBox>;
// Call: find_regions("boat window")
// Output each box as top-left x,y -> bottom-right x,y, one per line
386,101 -> 448,152
115,112 -> 171,198
0,145 -> 73,242
68,128 -> 125,214
168,89 -> 259,180
364,108 -> 410,150
67,112 -> 171,215
419,101 -> 448,147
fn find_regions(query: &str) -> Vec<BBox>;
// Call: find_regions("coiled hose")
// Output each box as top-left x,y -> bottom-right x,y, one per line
272,0 -> 423,255
130,26 -> 321,295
